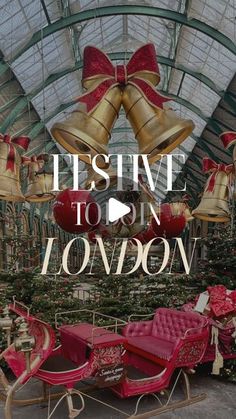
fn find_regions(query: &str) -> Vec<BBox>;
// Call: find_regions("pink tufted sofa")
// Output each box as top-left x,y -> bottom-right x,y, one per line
122,308 -> 209,367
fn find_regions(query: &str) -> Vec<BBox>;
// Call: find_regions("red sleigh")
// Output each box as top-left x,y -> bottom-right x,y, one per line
0,300 -> 209,419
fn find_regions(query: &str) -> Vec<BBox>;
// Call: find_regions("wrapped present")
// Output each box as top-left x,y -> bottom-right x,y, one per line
210,299 -> 235,318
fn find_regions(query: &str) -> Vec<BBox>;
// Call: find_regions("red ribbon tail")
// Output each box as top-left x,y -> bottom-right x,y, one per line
12,136 -> 30,151
6,144 -> 16,172
206,172 -> 217,192
76,79 -> 116,113
130,78 -> 170,109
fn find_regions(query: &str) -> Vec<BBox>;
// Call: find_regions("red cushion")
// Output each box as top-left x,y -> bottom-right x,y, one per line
126,336 -> 176,361
60,323 -> 125,346
152,308 -> 204,340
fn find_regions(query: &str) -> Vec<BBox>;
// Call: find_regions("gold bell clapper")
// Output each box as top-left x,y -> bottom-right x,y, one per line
220,131 -> 236,174
24,155 -> 55,203
192,157 -> 234,223
122,90 -> 195,166
84,165 -> 117,190
14,318 -> 35,374
0,134 -> 30,202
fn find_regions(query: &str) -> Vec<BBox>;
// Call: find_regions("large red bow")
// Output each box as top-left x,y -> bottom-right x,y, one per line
0,134 -> 30,172
77,44 -> 170,113
220,131 -> 236,149
203,157 -> 234,192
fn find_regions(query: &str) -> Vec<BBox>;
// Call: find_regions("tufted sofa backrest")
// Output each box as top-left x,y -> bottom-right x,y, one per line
151,308 -> 205,341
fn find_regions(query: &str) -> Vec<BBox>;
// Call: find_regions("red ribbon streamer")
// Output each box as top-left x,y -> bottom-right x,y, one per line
0,134 -> 30,172
203,157 -> 234,192
220,131 -> 236,149
77,43 -> 170,113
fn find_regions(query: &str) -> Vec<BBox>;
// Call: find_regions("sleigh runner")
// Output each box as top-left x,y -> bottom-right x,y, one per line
0,299 -> 211,418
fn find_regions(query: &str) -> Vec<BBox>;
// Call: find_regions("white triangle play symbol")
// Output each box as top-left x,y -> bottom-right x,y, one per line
108,198 -> 131,223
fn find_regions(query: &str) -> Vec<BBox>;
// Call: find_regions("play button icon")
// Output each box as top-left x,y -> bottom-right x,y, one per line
108,198 -> 131,223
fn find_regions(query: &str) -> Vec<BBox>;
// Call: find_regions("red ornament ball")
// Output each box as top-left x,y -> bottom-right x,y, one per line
132,225 -> 161,246
151,203 -> 186,238
53,189 -> 99,234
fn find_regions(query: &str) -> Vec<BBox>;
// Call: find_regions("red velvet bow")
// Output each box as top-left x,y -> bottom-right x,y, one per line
0,133 -> 30,172
220,131 -> 236,149
78,44 -> 170,113
203,157 -> 234,192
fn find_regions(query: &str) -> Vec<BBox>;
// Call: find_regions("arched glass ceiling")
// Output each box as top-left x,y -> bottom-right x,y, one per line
0,0 -> 236,201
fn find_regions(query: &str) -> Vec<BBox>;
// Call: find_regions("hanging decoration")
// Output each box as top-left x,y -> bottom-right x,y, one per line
0,134 -> 30,202
132,202 -> 187,245
23,155 -> 55,203
53,189 -> 100,234
192,157 -> 233,222
51,44 -> 194,167
171,200 -> 194,222
84,165 -> 117,190
220,131 -> 236,174
151,203 -> 187,238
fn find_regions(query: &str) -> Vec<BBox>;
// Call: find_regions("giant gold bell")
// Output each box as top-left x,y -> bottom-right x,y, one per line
84,165 -> 117,190
25,171 -> 55,203
51,86 -> 122,168
122,85 -> 194,166
192,172 -> 230,222
0,142 -> 25,202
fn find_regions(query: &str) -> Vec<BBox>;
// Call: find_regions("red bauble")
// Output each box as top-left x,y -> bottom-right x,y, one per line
88,224 -> 111,242
151,203 -> 186,238
132,225 -> 161,245
53,189 -> 99,234
88,230 -> 98,243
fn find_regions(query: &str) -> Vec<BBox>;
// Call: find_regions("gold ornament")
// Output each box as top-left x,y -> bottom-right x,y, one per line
51,86 -> 121,168
0,134 -> 30,202
24,155 -> 55,203
84,165 -> 117,190
192,158 -> 233,223
122,89 -> 194,166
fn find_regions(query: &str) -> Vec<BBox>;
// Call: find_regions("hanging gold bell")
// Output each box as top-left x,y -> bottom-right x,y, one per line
122,86 -> 194,166
84,165 -> 117,190
51,86 -> 122,168
192,162 -> 232,222
25,171 -> 55,203
0,139 -> 25,202
24,156 -> 55,203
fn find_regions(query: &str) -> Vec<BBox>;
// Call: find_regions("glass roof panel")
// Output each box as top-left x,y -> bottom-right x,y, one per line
188,0 -> 236,40
175,27 -> 236,90
176,74 -> 220,116
0,0 -> 48,59
70,0 -> 183,12
11,30 -> 75,92
79,16 -> 123,52
32,72 -> 82,119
